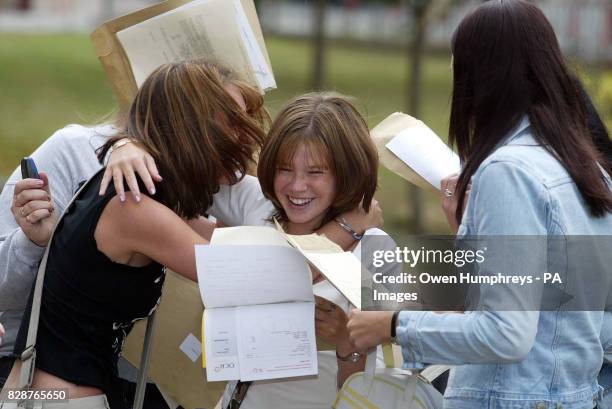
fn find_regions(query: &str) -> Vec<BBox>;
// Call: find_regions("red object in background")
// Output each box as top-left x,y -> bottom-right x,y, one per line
344,0 -> 359,10
17,0 -> 30,11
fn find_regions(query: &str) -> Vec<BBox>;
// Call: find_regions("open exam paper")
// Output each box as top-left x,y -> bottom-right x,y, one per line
195,227 -> 319,382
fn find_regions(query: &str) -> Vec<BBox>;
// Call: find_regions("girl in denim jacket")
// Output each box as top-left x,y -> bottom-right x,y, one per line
347,1 -> 612,408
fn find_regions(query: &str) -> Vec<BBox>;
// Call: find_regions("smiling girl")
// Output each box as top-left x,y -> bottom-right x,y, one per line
207,92 -> 389,409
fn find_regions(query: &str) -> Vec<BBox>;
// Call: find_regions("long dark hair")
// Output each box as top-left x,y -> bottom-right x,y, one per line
449,0 -> 612,224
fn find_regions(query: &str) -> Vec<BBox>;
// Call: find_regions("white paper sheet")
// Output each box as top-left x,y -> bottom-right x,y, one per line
236,302 -> 318,381
302,251 -> 363,308
231,0 -> 276,90
211,226 -> 290,247
116,0 -> 275,91
385,126 -> 460,190
204,308 -> 240,381
179,333 -> 203,363
195,245 -> 313,308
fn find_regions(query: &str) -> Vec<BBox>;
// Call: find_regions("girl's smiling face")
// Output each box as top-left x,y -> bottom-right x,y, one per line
273,143 -> 336,235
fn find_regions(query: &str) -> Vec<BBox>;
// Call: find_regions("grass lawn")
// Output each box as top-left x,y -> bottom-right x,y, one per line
0,33 -> 609,235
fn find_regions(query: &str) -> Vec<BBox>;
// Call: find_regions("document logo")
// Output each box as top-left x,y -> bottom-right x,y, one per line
215,362 -> 236,372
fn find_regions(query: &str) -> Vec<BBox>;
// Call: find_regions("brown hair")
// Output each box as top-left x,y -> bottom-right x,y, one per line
98,60 -> 269,219
257,92 -> 378,227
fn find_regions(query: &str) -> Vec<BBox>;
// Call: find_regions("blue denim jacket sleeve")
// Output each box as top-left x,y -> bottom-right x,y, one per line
603,312 -> 612,363
397,160 -> 549,369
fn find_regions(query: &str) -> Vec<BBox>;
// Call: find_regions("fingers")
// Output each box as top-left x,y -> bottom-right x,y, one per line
21,199 -> 54,219
135,160 -> 156,196
38,171 -> 52,195
440,173 -> 460,191
99,167 -> 113,196
315,296 -> 336,312
26,208 -> 52,224
12,173 -> 55,224
121,164 -> 141,202
112,167 -> 126,202
13,188 -> 50,208
13,178 -> 44,197
145,155 -> 163,183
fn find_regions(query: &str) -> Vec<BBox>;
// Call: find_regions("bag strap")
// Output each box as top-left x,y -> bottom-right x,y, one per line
17,177 -> 95,394
132,310 -> 158,409
420,365 -> 452,383
362,349 -> 378,388
362,344 -> 420,408
225,381 -> 252,409
381,344 -> 395,368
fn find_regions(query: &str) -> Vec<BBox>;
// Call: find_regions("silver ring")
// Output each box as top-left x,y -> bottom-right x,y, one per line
444,188 -> 453,198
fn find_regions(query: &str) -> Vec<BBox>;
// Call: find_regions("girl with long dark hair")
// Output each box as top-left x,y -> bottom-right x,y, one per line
346,1 -> 612,408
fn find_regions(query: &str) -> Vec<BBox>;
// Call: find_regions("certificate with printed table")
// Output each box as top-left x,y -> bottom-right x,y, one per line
197,227 -> 319,382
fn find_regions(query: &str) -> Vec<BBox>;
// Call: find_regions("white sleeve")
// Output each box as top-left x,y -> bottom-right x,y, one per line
209,175 -> 274,227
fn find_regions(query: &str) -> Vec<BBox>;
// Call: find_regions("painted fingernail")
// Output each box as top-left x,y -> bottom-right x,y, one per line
120,194 -> 125,202
135,195 -> 141,203
149,187 -> 156,195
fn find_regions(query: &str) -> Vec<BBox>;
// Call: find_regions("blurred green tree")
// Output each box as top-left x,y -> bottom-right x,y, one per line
405,0 -> 461,232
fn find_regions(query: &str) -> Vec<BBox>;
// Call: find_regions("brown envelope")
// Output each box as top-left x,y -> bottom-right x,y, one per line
370,112 -> 437,192
123,270 -> 225,409
90,0 -> 272,112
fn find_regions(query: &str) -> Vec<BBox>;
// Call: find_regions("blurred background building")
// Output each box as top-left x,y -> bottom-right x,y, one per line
1,0 -> 610,234
1,0 -> 611,62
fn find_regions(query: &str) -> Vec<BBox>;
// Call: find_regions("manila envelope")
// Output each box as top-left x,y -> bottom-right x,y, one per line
123,270 -> 225,409
90,0 -> 271,112
370,112 -> 436,192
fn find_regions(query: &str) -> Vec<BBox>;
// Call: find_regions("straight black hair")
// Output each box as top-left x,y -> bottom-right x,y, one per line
449,0 -> 612,224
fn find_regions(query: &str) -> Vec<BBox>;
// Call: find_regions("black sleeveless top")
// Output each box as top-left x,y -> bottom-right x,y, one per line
16,170 -> 165,404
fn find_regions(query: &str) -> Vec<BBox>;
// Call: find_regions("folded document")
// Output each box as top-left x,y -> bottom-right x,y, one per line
196,232 -> 318,382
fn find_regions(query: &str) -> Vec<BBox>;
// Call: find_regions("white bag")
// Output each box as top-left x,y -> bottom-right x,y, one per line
333,345 -> 446,409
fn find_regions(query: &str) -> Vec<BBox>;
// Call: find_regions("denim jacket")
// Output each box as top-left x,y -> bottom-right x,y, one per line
397,117 -> 612,409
